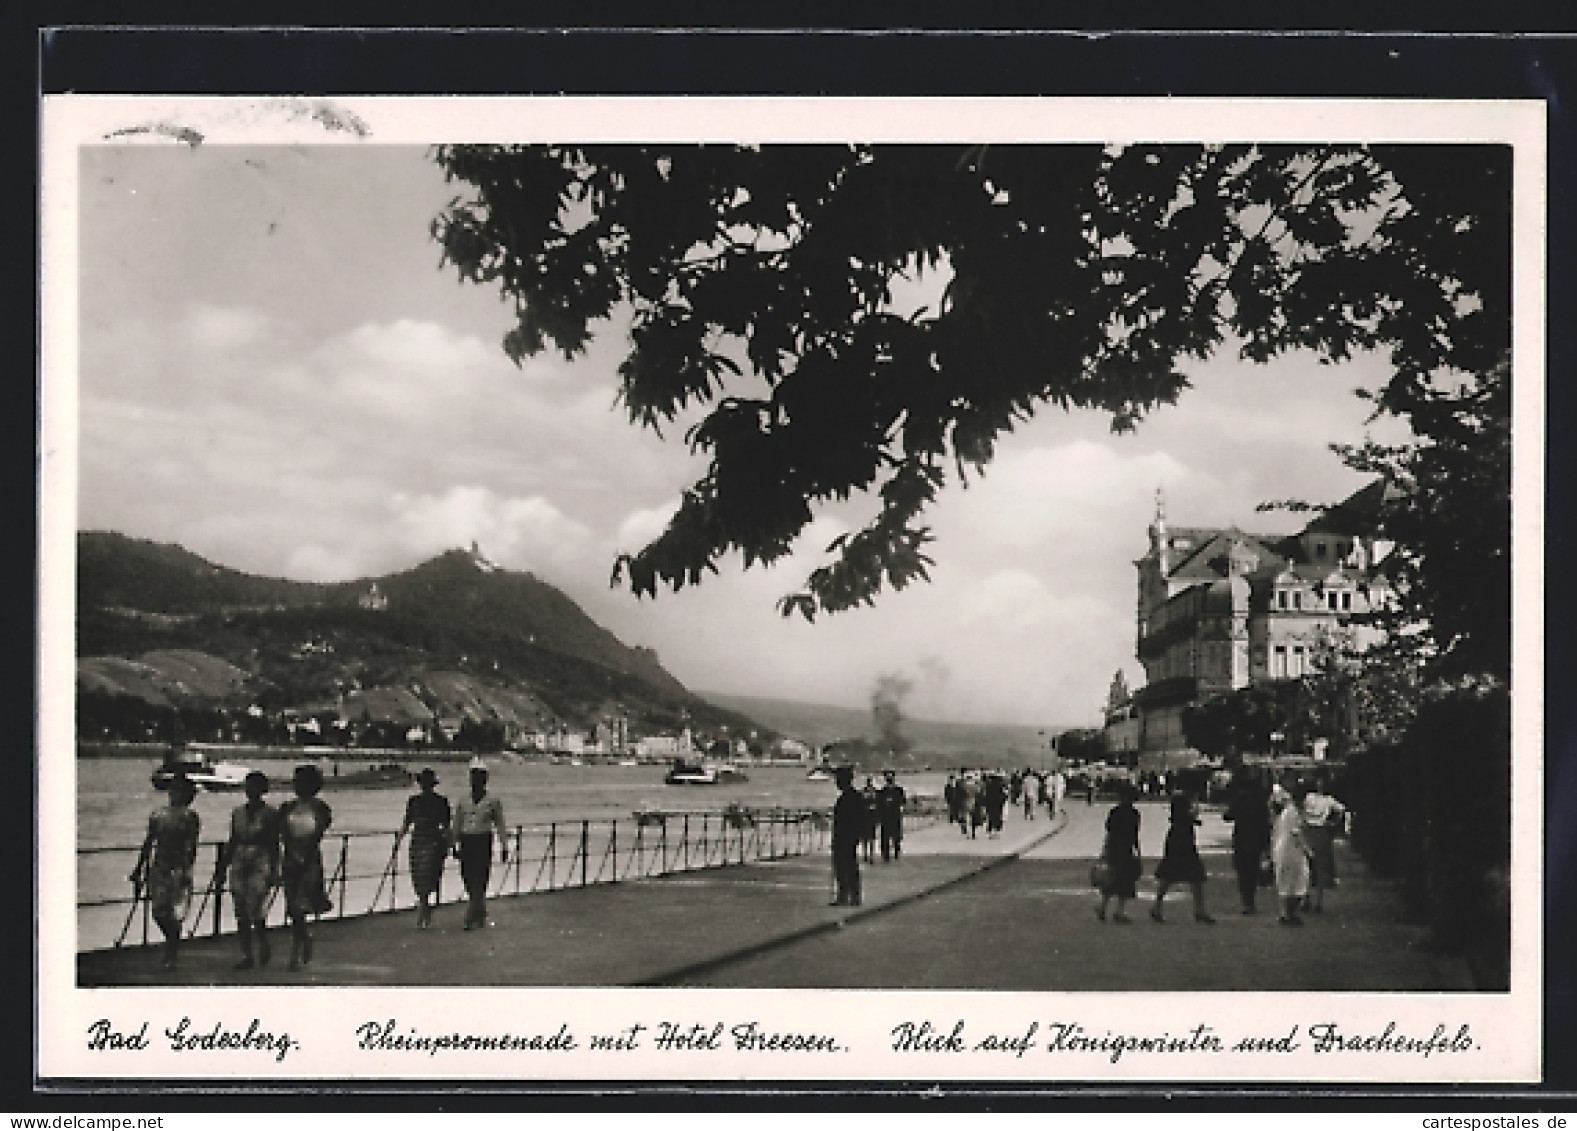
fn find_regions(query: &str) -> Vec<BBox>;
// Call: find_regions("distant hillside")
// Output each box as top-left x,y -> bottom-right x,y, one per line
75,532 -> 760,742
78,532 -> 330,613
697,690 -> 1076,768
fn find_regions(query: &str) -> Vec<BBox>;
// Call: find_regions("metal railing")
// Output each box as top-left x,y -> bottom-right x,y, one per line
79,807 -> 833,953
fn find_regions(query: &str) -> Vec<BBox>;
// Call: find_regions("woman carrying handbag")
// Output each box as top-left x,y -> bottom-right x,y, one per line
1095,782 -> 1142,923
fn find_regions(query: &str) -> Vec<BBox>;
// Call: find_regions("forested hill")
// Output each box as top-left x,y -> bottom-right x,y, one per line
75,532 -> 750,739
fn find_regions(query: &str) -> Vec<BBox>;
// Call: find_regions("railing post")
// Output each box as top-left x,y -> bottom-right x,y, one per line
682,815 -> 689,872
580,820 -> 589,888
212,842 -> 225,938
660,819 -> 668,875
514,827 -> 523,895
635,821 -> 644,879
548,823 -> 556,891
338,836 -> 349,919
610,820 -> 618,884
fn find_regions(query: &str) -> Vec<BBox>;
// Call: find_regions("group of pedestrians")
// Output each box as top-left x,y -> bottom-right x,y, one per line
831,766 -> 908,907
133,756 -> 510,973
855,771 -> 909,865
1093,768 -> 1347,928
135,763 -> 334,972
943,767 -> 1065,839
394,759 -> 510,931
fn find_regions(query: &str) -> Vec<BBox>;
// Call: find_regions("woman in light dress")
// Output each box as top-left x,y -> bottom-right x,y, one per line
225,771 -> 281,969
1270,783 -> 1313,927
131,774 -> 201,969
278,764 -> 334,971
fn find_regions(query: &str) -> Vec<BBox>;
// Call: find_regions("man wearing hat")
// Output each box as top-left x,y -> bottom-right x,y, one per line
453,757 -> 509,930
876,768 -> 906,862
398,767 -> 452,928
830,765 -> 863,907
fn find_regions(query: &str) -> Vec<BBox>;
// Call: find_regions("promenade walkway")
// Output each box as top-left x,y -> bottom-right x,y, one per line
78,800 -> 1476,991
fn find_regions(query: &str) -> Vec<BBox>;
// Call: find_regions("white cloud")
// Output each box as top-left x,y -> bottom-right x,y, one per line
182,303 -> 272,351
389,486 -> 595,576
286,543 -> 365,582
614,503 -> 679,555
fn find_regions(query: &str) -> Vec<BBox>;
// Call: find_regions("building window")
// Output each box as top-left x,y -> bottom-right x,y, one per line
1293,591 -> 1302,610
1291,644 -> 1306,677
1277,590 -> 1287,610
1327,591 -> 1340,611
1315,541 -> 1327,559
1341,591 -> 1352,611
1272,645 -> 1287,678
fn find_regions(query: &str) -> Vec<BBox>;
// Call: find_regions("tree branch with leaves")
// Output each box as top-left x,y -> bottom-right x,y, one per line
432,142 -> 1510,619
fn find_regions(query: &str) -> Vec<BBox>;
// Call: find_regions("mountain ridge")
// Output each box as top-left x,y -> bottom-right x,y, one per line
75,531 -> 757,744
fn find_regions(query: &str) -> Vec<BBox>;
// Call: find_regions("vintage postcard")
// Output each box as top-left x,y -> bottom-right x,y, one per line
37,94 -> 1545,1085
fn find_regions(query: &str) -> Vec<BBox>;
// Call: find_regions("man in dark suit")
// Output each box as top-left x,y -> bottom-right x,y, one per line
830,766 -> 863,906
877,768 -> 907,862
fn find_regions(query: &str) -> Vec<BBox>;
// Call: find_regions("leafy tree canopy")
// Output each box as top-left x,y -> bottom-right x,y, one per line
432,143 -> 1510,619
1336,357 -> 1511,683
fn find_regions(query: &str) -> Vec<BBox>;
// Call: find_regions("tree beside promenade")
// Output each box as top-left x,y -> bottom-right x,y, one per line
431,142 -> 1508,620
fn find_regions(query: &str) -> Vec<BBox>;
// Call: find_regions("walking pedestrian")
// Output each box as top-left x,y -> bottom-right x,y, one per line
830,765 -> 863,906
278,764 -> 333,971
1096,782 -> 1142,923
961,772 -> 981,838
860,775 -> 879,863
1151,792 -> 1214,924
944,773 -> 961,830
1021,770 -> 1038,820
984,772 -> 1007,837
1301,773 -> 1346,912
398,767 -> 452,928
877,768 -> 906,861
1271,784 -> 1313,926
130,774 -> 200,969
453,757 -> 509,930
1223,767 -> 1272,915
224,770 -> 280,970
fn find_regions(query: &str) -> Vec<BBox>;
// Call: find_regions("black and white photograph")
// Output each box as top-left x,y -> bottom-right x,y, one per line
37,92 -> 1544,1085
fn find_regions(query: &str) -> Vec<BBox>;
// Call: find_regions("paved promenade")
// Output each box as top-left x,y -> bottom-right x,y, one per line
78,800 -> 1476,991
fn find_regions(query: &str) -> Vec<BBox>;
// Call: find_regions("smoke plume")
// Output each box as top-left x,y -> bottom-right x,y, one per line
871,672 -> 915,758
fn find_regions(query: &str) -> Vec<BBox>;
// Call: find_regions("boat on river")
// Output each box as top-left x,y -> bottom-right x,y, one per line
316,761 -> 413,790
805,765 -> 835,782
663,760 -> 749,785
151,751 -> 252,792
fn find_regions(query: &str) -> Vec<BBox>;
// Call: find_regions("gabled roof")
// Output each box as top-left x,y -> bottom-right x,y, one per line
1167,527 -> 1290,583
1300,479 -> 1404,536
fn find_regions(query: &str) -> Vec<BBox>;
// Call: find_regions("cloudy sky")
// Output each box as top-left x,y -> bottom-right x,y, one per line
75,140 -> 1408,727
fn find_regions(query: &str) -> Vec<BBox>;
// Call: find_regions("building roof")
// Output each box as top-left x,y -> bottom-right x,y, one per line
1300,478 -> 1405,535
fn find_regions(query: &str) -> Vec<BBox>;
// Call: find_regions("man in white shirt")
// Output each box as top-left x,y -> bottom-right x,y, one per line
453,757 -> 510,930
